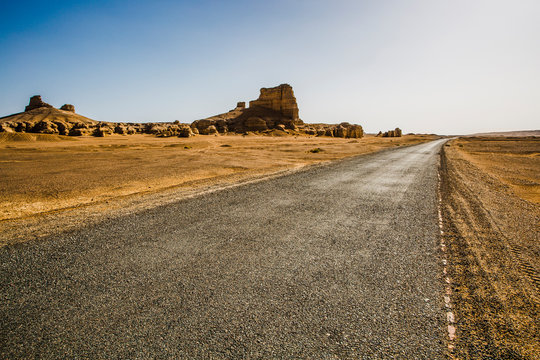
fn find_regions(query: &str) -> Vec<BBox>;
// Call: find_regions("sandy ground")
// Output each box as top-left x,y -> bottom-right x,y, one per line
454,137 -> 539,203
440,137 -> 539,359
0,133 -> 437,245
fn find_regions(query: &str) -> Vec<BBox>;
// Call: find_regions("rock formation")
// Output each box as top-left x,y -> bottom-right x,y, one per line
114,124 -> 127,135
25,95 -> 53,111
0,96 -> 102,136
249,84 -> 299,121
2,90 -> 365,139
190,84 -> 363,138
379,128 -> 403,137
60,104 -> 75,112
193,84 -> 304,135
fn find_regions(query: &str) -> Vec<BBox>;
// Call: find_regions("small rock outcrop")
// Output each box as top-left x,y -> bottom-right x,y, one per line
32,120 -> 57,134
92,124 -> 113,137
199,125 -> 218,135
60,104 -> 75,112
114,124 -> 127,135
25,95 -> 53,111
178,126 -> 194,137
379,128 -> 403,137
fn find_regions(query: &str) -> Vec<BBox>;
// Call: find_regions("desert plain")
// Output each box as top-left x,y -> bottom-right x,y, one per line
0,132 -> 436,244
1,127 -> 539,358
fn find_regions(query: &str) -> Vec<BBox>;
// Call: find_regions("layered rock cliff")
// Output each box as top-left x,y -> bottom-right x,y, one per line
249,84 -> 299,121
191,84 -> 363,138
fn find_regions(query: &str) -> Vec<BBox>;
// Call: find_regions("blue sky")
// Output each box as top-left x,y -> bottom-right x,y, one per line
1,0 -> 538,134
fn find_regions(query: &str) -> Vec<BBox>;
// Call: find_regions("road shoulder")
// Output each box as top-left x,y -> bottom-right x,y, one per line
439,138 -> 539,359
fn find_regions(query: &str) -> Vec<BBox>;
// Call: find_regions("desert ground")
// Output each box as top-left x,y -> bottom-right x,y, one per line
2,132 -> 538,358
440,136 -> 539,358
0,132 -> 437,245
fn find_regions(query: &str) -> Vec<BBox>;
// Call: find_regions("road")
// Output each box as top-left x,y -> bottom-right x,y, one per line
1,139 -> 447,359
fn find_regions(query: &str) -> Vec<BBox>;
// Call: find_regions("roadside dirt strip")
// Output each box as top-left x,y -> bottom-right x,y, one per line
437,170 -> 457,357
1,140 -> 448,358
439,140 -> 539,359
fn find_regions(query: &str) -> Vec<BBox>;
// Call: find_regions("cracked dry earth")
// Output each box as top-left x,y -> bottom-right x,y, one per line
440,138 -> 539,359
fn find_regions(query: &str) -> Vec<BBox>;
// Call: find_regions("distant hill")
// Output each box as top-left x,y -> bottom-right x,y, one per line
0,88 -> 368,138
0,107 -> 98,126
0,95 -> 100,135
469,130 -> 539,137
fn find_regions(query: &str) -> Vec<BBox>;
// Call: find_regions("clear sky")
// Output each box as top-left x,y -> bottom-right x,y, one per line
1,0 -> 538,134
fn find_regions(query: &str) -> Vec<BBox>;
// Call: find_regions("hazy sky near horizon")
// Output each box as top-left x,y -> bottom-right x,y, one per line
1,0 -> 538,134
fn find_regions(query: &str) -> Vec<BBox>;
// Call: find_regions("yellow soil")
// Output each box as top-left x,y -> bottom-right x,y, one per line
0,133 -> 437,221
453,137 -> 540,203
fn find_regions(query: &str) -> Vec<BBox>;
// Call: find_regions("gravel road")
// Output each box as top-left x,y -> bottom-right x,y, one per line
1,139 -> 448,359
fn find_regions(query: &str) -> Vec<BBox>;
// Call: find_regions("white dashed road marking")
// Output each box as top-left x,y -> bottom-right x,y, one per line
438,171 -> 456,357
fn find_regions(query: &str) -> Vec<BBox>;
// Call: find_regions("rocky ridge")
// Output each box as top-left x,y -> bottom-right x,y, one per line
1,85 -> 364,138
377,128 -> 403,137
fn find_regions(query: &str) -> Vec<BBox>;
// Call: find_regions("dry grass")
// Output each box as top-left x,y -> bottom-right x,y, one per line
0,133 -> 437,221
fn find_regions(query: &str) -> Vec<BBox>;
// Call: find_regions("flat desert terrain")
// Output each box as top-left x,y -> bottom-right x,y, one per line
0,133 -> 437,245
440,137 -> 539,358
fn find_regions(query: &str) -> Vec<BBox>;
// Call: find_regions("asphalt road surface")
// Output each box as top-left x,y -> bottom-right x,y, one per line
1,139 -> 448,359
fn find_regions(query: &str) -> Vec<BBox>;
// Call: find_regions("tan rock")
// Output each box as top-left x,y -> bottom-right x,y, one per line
53,121 -> 70,135
0,123 -> 15,133
32,120 -> 58,134
249,84 -> 300,121
178,126 -> 194,137
68,128 -> 84,136
15,122 -> 28,132
25,95 -> 53,112
215,119 -> 228,133
144,123 -> 167,134
334,126 -> 347,138
199,125 -> 218,135
114,125 -> 127,135
60,104 -> 75,112
244,117 -> 268,131
92,124 -> 113,137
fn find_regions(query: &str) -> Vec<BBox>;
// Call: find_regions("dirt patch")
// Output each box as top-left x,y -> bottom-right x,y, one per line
440,137 -> 539,359
453,137 -> 540,203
